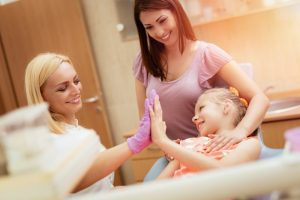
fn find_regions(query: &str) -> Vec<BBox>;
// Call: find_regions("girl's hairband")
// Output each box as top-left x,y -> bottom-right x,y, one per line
229,87 -> 249,108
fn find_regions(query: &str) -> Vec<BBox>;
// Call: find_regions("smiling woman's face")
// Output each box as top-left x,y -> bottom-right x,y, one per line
41,62 -> 82,120
140,9 -> 179,47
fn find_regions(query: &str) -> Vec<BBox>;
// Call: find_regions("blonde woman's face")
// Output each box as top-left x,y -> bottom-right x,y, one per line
42,62 -> 82,119
140,9 -> 179,47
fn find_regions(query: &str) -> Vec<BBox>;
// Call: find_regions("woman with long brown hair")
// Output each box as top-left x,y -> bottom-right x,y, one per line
132,0 -> 269,180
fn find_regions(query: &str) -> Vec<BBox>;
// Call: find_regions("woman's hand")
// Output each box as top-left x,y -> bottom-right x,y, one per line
149,96 -> 168,144
205,127 -> 248,153
127,90 -> 156,154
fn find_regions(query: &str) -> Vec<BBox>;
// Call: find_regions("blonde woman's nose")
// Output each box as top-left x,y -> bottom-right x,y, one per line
70,83 -> 81,94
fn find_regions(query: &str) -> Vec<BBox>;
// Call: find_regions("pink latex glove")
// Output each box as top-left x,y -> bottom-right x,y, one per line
127,89 -> 156,154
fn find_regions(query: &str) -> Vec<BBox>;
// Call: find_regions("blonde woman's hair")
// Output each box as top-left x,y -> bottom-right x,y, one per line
25,53 -> 72,133
199,88 -> 247,127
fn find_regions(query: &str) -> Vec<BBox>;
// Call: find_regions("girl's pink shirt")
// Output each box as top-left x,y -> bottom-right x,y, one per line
173,137 -> 237,177
133,41 -> 232,140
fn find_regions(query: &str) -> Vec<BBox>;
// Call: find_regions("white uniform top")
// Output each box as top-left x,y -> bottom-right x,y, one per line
53,121 -> 114,197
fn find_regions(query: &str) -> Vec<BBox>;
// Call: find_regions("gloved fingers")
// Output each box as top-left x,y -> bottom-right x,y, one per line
143,98 -> 150,115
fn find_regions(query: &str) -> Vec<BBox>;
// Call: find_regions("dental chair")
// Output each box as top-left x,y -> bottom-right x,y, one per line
143,63 -> 283,200
144,63 -> 284,194
144,129 -> 283,182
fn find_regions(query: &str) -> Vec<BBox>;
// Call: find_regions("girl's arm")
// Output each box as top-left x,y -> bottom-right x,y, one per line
154,134 -> 260,172
150,97 -> 261,172
73,142 -> 133,192
207,61 -> 269,151
135,79 -> 146,118
156,160 -> 180,180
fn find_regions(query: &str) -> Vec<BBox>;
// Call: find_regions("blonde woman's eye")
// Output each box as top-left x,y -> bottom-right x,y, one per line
56,88 -> 66,92
74,79 -> 81,85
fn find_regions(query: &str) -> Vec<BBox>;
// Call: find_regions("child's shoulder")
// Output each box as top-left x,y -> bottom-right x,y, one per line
239,136 -> 260,148
243,136 -> 259,142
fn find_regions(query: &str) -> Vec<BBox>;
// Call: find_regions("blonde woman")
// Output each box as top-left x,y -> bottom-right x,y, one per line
25,53 -> 155,194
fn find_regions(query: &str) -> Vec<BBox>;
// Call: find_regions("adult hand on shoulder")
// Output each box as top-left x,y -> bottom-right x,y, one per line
127,89 -> 157,154
205,128 -> 247,153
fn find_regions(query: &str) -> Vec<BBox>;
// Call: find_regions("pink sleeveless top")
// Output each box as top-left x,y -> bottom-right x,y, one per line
133,41 -> 232,140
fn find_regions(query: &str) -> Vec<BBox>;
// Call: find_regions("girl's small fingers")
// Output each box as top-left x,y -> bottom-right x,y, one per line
155,97 -> 161,110
149,106 -> 154,117
154,96 -> 163,119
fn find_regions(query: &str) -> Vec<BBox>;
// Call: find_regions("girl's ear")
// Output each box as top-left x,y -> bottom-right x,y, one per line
222,99 -> 232,115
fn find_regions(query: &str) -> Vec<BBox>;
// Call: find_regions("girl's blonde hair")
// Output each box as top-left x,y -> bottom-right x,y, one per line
25,53 -> 72,133
199,88 -> 247,127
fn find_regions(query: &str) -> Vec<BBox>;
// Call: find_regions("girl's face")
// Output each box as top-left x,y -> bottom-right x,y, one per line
42,62 -> 82,120
140,9 -> 179,47
192,95 -> 225,137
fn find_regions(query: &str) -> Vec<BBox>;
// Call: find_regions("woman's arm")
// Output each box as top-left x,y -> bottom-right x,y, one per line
135,79 -> 146,118
156,160 -> 180,180
74,90 -> 156,192
73,142 -> 133,192
219,61 -> 269,133
207,61 -> 270,151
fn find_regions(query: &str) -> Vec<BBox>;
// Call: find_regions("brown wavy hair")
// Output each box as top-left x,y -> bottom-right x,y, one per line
134,0 -> 196,80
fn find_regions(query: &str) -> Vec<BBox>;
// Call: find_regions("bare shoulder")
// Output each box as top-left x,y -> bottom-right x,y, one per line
235,136 -> 261,158
220,137 -> 261,166
240,136 -> 260,147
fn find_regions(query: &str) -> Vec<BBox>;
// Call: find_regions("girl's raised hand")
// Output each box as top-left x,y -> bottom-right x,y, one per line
149,95 -> 168,144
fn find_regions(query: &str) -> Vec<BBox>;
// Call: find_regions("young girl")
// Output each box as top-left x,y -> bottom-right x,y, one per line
25,53 -> 155,194
150,88 -> 261,179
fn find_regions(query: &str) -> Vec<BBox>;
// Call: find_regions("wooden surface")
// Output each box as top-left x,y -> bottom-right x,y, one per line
0,37 -> 18,114
0,0 -> 122,185
131,144 -> 164,182
123,129 -> 164,182
262,118 -> 300,148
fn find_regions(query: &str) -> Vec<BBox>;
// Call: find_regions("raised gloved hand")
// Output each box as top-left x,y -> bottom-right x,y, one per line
127,89 -> 157,154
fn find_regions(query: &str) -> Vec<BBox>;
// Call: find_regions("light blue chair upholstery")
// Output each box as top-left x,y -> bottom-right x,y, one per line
144,157 -> 169,182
